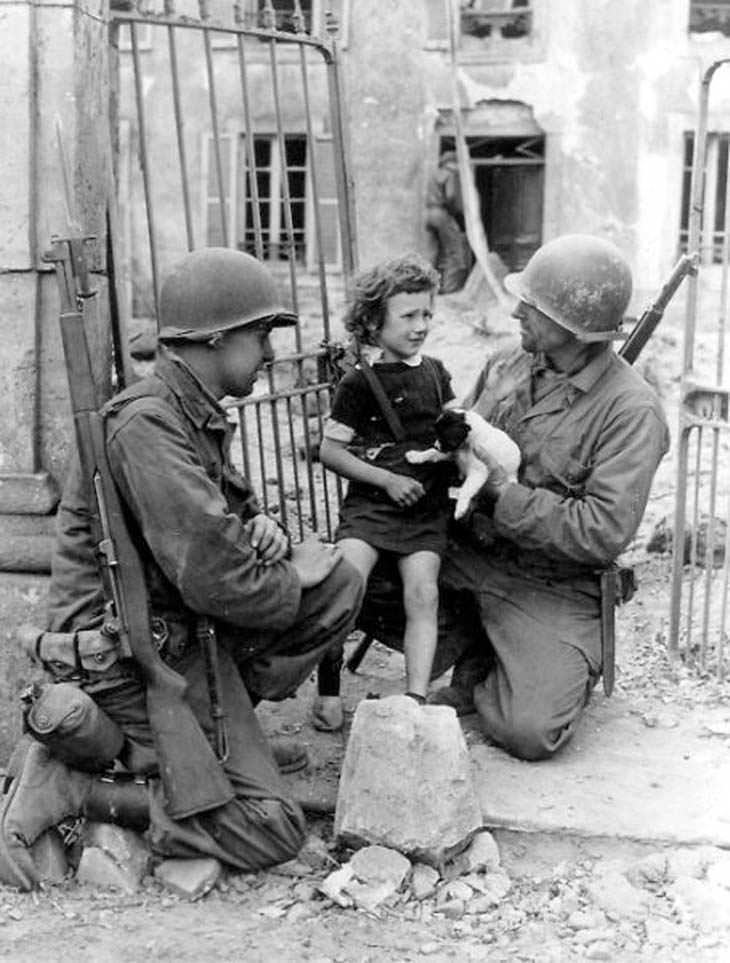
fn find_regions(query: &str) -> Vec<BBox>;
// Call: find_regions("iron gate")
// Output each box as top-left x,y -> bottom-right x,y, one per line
670,58 -> 730,678
109,0 -> 356,540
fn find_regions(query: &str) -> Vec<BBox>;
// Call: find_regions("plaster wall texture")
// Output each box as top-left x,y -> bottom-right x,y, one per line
0,0 -> 113,506
342,0 -> 730,304
117,28 -> 334,309
342,2 -> 428,269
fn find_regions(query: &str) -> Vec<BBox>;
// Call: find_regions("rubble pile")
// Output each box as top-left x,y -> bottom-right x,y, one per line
4,825 -> 730,961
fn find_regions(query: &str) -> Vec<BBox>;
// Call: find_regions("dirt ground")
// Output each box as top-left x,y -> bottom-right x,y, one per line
2,277 -> 730,962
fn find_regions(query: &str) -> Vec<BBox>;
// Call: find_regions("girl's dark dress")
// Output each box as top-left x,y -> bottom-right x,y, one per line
327,356 -> 455,555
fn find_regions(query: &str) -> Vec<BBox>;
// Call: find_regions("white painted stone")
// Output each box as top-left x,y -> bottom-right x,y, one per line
153,857 -> 222,900
334,696 -> 481,865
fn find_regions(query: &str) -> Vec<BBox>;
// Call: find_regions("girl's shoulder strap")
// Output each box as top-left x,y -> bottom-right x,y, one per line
421,354 -> 445,408
358,358 -> 407,442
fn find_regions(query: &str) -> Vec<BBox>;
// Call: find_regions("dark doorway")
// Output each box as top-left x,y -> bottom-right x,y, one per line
440,134 -> 544,271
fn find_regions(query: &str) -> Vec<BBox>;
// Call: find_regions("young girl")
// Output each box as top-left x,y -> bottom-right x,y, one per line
313,253 -> 456,728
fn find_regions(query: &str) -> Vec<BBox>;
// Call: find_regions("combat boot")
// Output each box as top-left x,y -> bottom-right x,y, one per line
0,740 -> 95,890
426,645 -> 492,716
0,742 -> 152,890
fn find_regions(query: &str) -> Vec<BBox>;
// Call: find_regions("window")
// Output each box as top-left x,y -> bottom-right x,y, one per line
689,1 -> 730,37
679,131 -> 730,263
258,0 -> 313,33
425,0 -> 533,48
204,132 -> 341,267
238,134 -> 308,261
460,0 -> 532,40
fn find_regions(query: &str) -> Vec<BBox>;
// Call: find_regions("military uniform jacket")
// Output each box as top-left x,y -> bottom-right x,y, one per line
462,344 -> 670,579
48,352 -> 302,635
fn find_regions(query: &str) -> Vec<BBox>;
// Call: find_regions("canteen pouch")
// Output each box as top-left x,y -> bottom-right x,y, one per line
22,681 -> 125,772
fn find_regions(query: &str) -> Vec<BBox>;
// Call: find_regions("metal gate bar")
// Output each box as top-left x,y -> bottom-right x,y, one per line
111,1 -> 356,541
669,57 -> 730,677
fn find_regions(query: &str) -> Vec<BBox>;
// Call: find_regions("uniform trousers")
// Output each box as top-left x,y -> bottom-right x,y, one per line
358,541 -> 601,761
96,559 -> 363,869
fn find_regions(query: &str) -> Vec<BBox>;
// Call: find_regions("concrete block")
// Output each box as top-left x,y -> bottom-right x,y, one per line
0,473 -> 59,515
154,857 -> 222,901
334,695 -> 482,866
0,516 -> 55,573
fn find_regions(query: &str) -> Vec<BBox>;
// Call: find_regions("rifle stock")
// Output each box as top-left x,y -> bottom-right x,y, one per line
619,252 -> 698,365
55,260 -> 233,820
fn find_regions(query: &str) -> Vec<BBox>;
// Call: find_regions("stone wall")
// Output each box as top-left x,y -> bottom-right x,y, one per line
0,0 -> 114,761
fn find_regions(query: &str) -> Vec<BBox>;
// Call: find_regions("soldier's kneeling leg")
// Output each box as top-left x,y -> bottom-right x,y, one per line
1,683 -> 152,891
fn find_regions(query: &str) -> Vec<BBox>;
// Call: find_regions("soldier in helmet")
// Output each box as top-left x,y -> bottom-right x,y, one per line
360,234 -> 670,760
0,248 -> 363,889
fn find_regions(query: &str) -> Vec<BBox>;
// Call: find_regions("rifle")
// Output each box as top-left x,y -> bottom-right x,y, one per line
45,131 -> 234,820
618,252 -> 698,364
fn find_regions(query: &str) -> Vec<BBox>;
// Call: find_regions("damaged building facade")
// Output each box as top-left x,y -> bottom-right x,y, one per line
2,0 -> 730,751
115,0 -> 730,315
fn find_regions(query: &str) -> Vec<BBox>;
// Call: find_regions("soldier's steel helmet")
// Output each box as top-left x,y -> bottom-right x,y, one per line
158,247 -> 297,342
504,235 -> 632,342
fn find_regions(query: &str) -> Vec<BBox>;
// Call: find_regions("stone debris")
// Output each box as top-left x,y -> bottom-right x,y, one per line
153,857 -> 222,900
76,823 -> 151,893
298,832 -> 333,872
586,867 -> 650,919
319,863 -> 355,907
350,844 -> 411,889
318,835 -> 511,916
334,695 -> 482,864
77,848 -> 139,894
29,829 -> 68,883
707,857 -> 730,889
410,863 -> 439,900
669,875 -> 730,932
346,879 -> 399,913
438,878 -> 473,903
442,830 -> 501,877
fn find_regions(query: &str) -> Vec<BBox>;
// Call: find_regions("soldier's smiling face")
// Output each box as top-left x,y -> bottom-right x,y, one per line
512,300 -> 574,355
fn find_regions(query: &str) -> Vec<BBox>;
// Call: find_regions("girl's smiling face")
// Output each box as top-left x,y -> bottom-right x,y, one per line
374,290 -> 434,362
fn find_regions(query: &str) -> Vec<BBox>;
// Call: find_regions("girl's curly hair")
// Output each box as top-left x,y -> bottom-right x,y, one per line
344,252 -> 439,347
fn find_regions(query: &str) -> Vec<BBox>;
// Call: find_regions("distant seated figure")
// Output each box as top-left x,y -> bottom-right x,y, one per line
425,151 -> 472,294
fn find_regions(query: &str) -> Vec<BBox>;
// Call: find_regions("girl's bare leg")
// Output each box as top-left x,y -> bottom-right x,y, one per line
313,539 -> 379,731
397,551 -> 442,700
